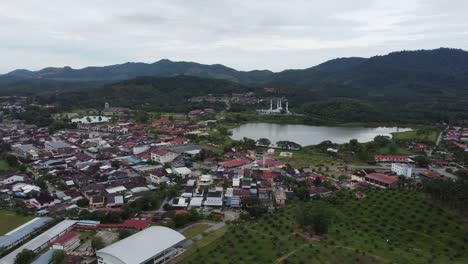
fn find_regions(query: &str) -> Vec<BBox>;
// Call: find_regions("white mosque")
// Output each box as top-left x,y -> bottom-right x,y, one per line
257,98 -> 291,115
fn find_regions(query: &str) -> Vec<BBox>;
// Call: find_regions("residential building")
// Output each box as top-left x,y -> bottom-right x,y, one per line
391,163 -> 413,178
274,187 -> 286,206
151,149 -> 178,164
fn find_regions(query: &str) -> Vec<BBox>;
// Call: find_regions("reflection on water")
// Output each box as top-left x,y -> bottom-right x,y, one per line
230,123 -> 411,146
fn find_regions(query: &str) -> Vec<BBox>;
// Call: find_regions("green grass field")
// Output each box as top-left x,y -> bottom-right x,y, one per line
0,160 -> 12,171
392,129 -> 439,144
179,190 -> 468,264
0,210 -> 34,235
182,224 -> 212,239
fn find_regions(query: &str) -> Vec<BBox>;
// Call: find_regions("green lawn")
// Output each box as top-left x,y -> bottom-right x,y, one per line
0,160 -> 12,171
376,144 -> 413,155
392,129 -> 439,144
0,210 -> 35,235
182,224 -> 212,239
173,226 -> 228,263
179,190 -> 468,264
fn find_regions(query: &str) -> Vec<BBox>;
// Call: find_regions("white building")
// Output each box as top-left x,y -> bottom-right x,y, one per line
204,187 -> 223,207
151,149 -> 178,164
96,226 -> 185,264
71,116 -> 111,124
391,163 -> 413,178
198,175 -> 213,186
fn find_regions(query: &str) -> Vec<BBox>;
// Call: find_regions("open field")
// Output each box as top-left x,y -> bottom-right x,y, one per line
0,160 -> 12,171
173,226 -> 228,263
0,210 -> 35,235
178,190 -> 468,264
182,224 -> 212,239
375,144 -> 413,155
392,129 -> 439,144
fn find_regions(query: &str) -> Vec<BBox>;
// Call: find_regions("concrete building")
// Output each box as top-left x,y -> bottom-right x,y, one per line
50,231 -> 80,251
151,149 -> 178,164
96,226 -> 185,264
391,163 -> 413,178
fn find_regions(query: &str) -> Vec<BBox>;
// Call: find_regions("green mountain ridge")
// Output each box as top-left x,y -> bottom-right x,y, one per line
4,48 -> 468,124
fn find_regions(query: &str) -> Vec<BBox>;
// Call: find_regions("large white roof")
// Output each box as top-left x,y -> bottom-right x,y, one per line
96,226 -> 185,264
0,220 -> 77,264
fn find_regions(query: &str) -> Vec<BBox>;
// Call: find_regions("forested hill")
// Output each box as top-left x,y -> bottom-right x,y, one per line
43,75 -> 250,113
2,59 -> 273,86
5,48 -> 468,123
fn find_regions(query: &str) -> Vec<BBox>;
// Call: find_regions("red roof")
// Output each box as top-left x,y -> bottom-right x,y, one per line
309,186 -> 332,195
257,158 -> 284,168
151,148 -> 172,156
419,170 -> 443,179
365,173 -> 399,185
262,171 -> 273,180
98,219 -> 151,229
374,155 -> 410,162
51,231 -> 80,245
170,137 -> 187,144
153,118 -> 171,126
218,159 -> 250,168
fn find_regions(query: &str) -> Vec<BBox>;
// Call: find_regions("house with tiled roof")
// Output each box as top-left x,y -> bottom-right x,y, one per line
364,173 -> 399,188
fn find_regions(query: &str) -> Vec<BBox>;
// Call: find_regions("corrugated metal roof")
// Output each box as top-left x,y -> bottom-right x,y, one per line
0,220 -> 77,264
97,226 -> 185,264
0,217 -> 53,249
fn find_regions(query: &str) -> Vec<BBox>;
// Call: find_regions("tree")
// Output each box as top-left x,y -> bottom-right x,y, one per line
6,154 -> 19,168
276,141 -> 302,150
118,229 -> 133,240
413,155 -> 429,168
135,111 -> 149,124
14,249 -> 36,264
348,139 -> 361,153
374,135 -> 391,147
91,236 -> 105,250
296,202 -> 333,235
51,250 -> 66,264
257,138 -> 271,147
76,198 -> 89,207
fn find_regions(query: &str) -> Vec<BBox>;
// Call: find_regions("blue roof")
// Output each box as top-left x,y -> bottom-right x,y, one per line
32,249 -> 56,264
0,217 -> 53,249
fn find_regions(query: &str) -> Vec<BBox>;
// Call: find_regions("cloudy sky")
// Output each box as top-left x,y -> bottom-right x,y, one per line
1,0 -> 467,73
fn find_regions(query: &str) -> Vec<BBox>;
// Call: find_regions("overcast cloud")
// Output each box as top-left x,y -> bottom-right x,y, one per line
0,0 -> 467,73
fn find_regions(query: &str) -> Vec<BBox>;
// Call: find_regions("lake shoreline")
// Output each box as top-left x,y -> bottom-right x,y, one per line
230,122 -> 412,146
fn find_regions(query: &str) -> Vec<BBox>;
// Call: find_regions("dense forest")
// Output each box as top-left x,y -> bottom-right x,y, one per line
2,48 -> 468,124
39,76 -> 250,113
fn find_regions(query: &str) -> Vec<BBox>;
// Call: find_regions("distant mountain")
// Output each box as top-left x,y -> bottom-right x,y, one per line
2,59 -> 274,85
4,48 -> 468,123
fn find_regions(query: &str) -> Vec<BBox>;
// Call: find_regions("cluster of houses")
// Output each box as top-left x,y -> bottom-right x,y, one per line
445,127 -> 468,152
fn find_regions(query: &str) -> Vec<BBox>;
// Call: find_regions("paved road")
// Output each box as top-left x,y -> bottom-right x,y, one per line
436,126 -> 447,146
178,221 -> 226,249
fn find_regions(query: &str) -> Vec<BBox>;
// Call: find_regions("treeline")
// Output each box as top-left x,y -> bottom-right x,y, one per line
422,179 -> 468,213
37,75 -> 250,113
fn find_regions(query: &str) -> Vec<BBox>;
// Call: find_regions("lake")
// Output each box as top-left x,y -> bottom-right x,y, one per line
230,123 -> 411,146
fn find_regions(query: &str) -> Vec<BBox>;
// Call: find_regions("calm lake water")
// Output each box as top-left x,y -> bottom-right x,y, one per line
230,123 -> 411,146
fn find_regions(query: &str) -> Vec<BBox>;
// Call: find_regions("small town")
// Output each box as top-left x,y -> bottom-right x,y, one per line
0,96 -> 466,264
2,2 -> 468,263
